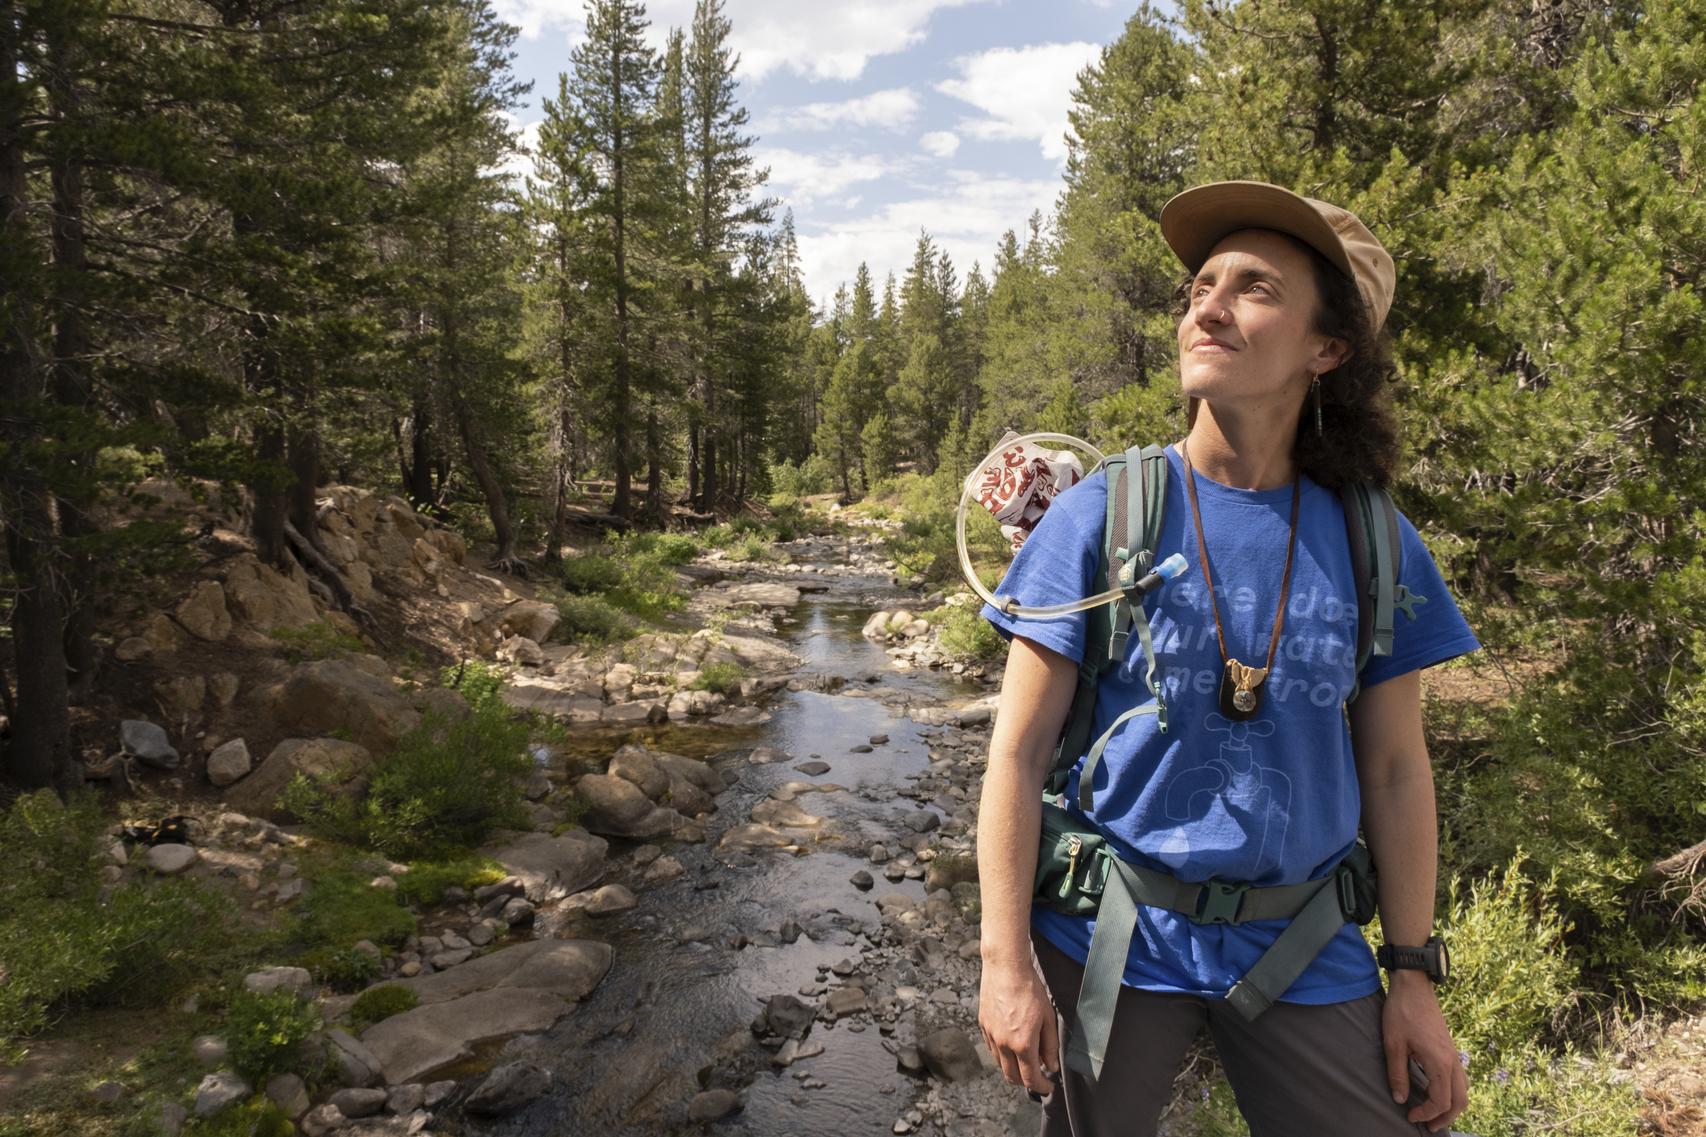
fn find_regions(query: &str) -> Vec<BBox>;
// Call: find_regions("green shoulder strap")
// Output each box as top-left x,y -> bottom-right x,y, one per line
1340,480 -> 1401,703
1045,444 -> 1168,802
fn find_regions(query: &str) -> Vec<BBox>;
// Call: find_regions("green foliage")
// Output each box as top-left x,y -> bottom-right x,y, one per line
181,1099 -> 298,1137
223,990 -> 320,1084
348,984 -> 418,1032
729,533 -> 773,563
440,659 -> 506,712
549,593 -> 637,644
690,661 -> 746,695
769,454 -> 834,497
1436,858 -> 1579,1059
299,946 -> 381,994
1456,1045 -> 1638,1137
291,705 -> 532,860
558,551 -> 625,594
289,857 -> 415,954
0,792 -> 236,1061
926,601 -> 1006,665
268,620 -> 365,664
392,855 -> 508,907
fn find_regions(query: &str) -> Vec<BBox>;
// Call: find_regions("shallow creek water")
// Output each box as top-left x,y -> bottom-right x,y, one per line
466,576 -> 990,1137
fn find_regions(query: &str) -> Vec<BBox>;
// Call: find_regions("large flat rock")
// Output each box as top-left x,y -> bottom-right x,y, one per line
383,938 -> 612,1007
483,831 -> 608,902
500,677 -> 604,722
360,988 -> 568,1084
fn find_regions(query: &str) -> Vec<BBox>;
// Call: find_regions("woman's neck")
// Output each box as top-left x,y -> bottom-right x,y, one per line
1180,402 -> 1300,491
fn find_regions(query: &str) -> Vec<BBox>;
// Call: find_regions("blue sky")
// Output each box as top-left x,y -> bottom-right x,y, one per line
492,0 -> 1143,309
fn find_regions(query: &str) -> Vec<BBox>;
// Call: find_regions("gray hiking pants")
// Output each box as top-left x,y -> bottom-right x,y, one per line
1032,932 -> 1432,1137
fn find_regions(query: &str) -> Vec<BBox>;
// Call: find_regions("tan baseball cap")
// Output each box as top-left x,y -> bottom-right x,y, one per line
1159,180 -> 1395,334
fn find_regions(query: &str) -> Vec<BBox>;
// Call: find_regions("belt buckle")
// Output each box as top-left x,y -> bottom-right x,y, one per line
1195,881 -> 1247,925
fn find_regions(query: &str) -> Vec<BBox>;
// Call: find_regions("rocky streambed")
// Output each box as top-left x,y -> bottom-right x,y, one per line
443,551 -> 1027,1137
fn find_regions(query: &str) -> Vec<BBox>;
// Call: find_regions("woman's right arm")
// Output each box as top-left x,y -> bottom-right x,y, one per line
976,633 -> 1080,1096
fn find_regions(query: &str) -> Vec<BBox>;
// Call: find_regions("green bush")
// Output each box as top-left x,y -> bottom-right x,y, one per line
929,601 -> 1006,664
558,552 -> 625,594
770,454 -> 834,497
348,984 -> 418,1032
0,791 -> 236,1062
551,593 -> 635,644
341,705 -> 533,859
300,946 -> 381,994
224,989 -> 320,1084
729,534 -> 771,563
639,531 -> 701,566
181,1098 -> 297,1137
269,620 -> 364,663
393,855 -> 507,907
289,857 -> 415,953
1437,857 -> 1580,1059
1456,1043 -> 1638,1137
690,661 -> 746,695
440,658 -> 506,711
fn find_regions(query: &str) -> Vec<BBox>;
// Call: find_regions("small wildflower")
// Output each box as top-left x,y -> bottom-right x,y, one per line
1458,1049 -> 1471,1069
1493,1068 -> 1510,1084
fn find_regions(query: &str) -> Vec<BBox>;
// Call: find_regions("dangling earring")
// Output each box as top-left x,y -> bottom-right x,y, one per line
1310,374 -> 1323,435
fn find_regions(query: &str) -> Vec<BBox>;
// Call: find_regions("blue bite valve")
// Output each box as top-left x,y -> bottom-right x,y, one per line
1154,553 -> 1188,582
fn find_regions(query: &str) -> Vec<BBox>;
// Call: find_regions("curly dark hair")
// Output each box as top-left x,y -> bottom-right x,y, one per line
1170,231 -> 1401,489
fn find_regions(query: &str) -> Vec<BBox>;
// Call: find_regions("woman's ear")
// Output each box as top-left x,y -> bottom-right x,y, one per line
1314,335 -> 1352,375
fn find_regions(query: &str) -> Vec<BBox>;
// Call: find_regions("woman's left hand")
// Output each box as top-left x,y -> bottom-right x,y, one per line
1381,972 -> 1468,1132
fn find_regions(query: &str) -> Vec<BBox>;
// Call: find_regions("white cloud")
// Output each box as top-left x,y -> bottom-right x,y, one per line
490,113 -> 543,188
756,146 -> 899,207
919,130 -> 960,158
936,41 -> 1102,161
794,171 -> 1059,307
494,0 -> 993,82
755,88 -> 921,133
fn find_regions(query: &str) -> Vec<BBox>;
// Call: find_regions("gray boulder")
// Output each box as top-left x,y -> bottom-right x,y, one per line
193,1071 -> 250,1118
919,1027 -> 985,1082
267,659 -> 420,753
205,738 -> 252,787
573,773 -> 686,840
223,737 -> 373,820
482,829 -> 607,902
687,1088 -> 742,1123
121,720 -> 179,770
327,1087 -> 387,1118
147,844 -> 198,875
465,1061 -> 551,1117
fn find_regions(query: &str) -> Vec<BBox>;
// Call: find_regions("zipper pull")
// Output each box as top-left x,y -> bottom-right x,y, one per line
1063,835 -> 1083,897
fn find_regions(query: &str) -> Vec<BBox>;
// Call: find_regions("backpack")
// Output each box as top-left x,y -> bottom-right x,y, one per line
1029,442 -> 1410,1079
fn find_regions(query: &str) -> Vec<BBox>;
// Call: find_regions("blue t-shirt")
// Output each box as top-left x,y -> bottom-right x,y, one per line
981,444 -> 1479,1005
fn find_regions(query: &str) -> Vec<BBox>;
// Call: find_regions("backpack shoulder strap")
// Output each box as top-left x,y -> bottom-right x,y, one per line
1341,480 -> 1401,704
1047,445 -> 1168,799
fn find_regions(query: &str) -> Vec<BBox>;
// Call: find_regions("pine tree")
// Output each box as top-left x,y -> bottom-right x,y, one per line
684,0 -> 769,509
569,0 -> 665,521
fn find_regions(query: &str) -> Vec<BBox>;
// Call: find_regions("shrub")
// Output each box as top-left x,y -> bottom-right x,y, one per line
440,658 -> 506,711
690,661 -> 746,696
641,531 -> 700,566
224,989 -> 321,1084
0,791 -> 236,1061
269,620 -> 364,663
928,601 -> 1007,665
558,552 -> 624,595
1437,856 -> 1580,1059
180,1098 -> 297,1137
300,946 -> 381,994
290,857 -> 415,953
548,593 -> 635,644
348,985 -> 418,1032
393,855 -> 507,907
729,534 -> 771,563
354,705 -> 533,859
770,454 -> 834,497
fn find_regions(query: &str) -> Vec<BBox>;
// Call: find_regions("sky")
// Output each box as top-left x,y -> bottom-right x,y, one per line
491,0 -> 1143,311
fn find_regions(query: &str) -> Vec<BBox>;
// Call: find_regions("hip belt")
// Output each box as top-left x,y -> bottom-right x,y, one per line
1035,800 -> 1378,1080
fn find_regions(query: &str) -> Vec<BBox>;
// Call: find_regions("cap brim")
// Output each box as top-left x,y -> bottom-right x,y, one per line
1159,181 -> 1354,281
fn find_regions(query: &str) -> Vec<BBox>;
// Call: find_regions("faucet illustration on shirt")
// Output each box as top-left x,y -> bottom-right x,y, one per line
1150,713 -> 1292,880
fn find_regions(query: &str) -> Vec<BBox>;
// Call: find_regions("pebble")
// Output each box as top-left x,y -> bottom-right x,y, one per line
850,744 -> 874,753
850,870 -> 874,890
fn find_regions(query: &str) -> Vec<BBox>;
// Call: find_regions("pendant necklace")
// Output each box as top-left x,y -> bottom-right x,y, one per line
1181,440 -> 1302,721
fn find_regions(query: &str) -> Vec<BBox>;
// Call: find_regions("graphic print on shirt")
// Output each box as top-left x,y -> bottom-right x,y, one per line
1150,713 -> 1291,880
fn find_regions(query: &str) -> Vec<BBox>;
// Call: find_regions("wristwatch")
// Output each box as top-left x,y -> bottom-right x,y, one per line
1377,936 -> 1450,984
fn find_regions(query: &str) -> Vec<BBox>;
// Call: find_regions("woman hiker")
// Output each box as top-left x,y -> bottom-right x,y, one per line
974,181 -> 1479,1137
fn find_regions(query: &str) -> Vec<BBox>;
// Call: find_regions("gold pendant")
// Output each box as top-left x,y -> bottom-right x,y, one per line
1221,659 -> 1269,719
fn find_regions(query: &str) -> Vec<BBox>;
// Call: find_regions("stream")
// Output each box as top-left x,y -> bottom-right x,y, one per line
460,570 -> 1031,1137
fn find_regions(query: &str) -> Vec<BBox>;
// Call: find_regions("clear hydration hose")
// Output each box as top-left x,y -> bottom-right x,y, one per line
956,432 -> 1188,618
